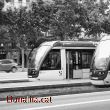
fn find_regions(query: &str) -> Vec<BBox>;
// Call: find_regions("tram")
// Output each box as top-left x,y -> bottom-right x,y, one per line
90,35 -> 110,85
28,41 -> 96,81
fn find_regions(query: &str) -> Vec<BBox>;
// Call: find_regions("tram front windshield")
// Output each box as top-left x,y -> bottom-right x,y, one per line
92,40 -> 110,70
28,46 -> 50,69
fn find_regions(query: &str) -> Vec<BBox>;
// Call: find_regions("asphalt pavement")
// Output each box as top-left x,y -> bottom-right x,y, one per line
0,71 -> 28,82
1,91 -> 110,110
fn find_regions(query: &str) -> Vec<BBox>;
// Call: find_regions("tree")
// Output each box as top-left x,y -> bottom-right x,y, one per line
4,8 -> 41,70
50,0 -> 88,40
30,1 -> 58,38
3,1 -> 55,70
82,0 -> 109,38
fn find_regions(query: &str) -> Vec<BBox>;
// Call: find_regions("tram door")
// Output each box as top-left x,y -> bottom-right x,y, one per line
37,49 -> 64,80
66,50 -> 82,79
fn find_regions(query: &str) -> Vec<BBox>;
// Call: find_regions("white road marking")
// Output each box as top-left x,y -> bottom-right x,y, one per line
18,98 -> 110,110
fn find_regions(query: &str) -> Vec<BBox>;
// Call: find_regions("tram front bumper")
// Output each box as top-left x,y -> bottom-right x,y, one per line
90,80 -> 104,85
28,69 -> 39,78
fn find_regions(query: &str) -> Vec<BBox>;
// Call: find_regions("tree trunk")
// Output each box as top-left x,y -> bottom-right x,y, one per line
21,49 -> 25,71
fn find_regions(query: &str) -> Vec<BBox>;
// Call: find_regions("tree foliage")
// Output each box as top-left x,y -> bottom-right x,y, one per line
2,0 -> 58,48
83,0 -> 109,37
0,0 -> 110,44
50,0 -> 88,40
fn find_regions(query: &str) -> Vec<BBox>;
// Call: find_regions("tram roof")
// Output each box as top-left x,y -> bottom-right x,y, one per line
41,41 -> 97,47
100,35 -> 110,41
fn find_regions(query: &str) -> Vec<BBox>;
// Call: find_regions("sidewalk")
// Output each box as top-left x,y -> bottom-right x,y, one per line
0,70 -> 92,92
0,79 -> 91,92
0,71 -> 28,82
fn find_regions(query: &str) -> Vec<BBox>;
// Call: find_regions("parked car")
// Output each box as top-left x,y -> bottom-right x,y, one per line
0,59 -> 18,73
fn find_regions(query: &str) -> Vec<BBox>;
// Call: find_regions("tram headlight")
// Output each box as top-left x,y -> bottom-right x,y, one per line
90,72 -> 92,76
98,71 -> 105,75
98,72 -> 101,75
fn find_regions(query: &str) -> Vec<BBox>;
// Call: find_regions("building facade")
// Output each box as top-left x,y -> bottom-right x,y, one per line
2,0 -> 53,11
3,0 -> 32,10
0,41 -> 31,67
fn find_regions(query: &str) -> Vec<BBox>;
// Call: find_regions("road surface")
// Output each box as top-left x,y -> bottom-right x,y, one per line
0,91 -> 110,110
0,71 -> 27,81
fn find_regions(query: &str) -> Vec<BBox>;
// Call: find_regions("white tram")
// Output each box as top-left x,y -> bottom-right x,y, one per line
28,41 -> 95,81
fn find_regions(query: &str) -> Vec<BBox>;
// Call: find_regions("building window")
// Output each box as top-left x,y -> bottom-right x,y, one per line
26,0 -> 30,2
6,0 -> 11,2
81,51 -> 93,68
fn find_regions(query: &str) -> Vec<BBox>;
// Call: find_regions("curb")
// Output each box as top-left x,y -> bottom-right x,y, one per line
0,82 -> 91,92
0,79 -> 29,84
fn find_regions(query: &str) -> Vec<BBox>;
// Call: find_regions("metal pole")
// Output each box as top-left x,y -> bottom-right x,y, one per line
67,52 -> 70,80
22,48 -> 24,71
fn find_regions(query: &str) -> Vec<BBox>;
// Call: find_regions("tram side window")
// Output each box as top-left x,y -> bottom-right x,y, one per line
109,64 -> 110,70
41,49 -> 61,70
82,52 -> 93,68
